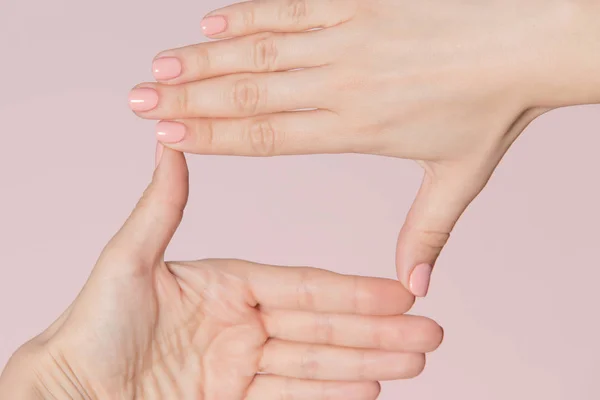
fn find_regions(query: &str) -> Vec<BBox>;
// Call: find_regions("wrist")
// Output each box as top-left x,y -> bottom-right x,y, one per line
521,0 -> 600,107
0,346 -> 43,400
0,343 -> 86,400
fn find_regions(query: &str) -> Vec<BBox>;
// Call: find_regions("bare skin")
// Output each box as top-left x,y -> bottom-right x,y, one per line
129,0 -> 600,296
0,148 -> 442,400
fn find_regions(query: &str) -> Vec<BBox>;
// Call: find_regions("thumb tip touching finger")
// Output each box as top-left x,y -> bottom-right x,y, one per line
145,142 -> 190,219
396,171 -> 480,298
396,225 -> 443,298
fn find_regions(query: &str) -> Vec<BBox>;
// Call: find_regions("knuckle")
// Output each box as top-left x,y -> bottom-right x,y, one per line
175,85 -> 191,115
419,229 -> 451,253
314,314 -> 334,345
193,46 -> 212,73
293,268 -> 316,310
281,377 -> 296,400
252,34 -> 279,72
190,120 -> 216,152
356,349 -> 368,380
242,7 -> 257,30
204,119 -> 216,150
232,78 -> 263,114
247,118 -> 281,156
282,0 -> 309,24
369,322 -> 384,349
300,345 -> 320,379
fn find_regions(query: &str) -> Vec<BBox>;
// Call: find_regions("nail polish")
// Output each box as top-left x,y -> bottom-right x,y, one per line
201,16 -> 227,36
152,57 -> 182,81
156,121 -> 186,143
128,88 -> 159,112
409,263 -> 433,297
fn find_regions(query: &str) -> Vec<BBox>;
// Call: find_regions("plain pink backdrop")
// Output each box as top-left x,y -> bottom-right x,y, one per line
1,1 -> 599,398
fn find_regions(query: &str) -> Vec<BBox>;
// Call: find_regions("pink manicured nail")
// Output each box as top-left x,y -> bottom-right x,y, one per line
156,121 -> 186,143
153,57 -> 182,81
155,142 -> 164,168
409,263 -> 433,297
129,88 -> 159,112
201,16 -> 227,36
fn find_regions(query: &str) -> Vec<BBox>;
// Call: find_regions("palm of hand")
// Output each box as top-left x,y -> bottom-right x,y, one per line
32,257 -> 437,400
13,150 -> 442,400
39,260 -> 264,399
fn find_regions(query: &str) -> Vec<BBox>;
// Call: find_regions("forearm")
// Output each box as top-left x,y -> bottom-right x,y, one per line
0,351 -> 43,400
524,0 -> 600,107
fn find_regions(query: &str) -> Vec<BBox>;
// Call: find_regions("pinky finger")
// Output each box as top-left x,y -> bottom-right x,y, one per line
202,0 -> 358,38
246,375 -> 380,400
155,111 -> 352,156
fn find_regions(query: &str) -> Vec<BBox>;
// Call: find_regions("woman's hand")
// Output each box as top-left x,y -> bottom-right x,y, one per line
0,147 -> 443,400
127,0 -> 600,297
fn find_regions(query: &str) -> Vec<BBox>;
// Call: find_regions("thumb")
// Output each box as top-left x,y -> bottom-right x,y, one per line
101,144 -> 189,266
397,164 -> 489,297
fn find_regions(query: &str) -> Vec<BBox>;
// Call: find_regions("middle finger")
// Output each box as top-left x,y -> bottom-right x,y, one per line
260,339 -> 426,381
129,69 -> 329,119
262,310 -> 444,353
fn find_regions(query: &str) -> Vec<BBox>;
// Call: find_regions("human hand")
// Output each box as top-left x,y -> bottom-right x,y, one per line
127,0 -> 600,296
0,146 -> 443,399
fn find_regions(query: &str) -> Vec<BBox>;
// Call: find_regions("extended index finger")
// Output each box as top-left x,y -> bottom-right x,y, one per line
220,260 -> 415,315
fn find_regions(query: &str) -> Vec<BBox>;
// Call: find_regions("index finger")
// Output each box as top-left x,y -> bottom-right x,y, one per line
220,259 -> 416,315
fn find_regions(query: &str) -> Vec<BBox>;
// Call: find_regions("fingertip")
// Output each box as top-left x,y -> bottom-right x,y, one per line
158,146 -> 188,176
99,147 -> 188,268
409,263 -> 433,298
152,146 -> 189,199
128,84 -> 159,113
156,121 -> 187,144
201,15 -> 228,37
416,316 -> 445,352
366,278 -> 415,314
152,56 -> 183,82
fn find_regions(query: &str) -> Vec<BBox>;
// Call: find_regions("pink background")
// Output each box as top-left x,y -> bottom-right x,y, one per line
1,0 -> 599,398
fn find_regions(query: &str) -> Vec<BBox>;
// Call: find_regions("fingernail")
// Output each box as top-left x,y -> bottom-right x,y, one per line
201,16 -> 227,36
128,88 -> 159,112
409,263 -> 433,297
155,142 -> 164,168
152,57 -> 182,81
156,121 -> 186,143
